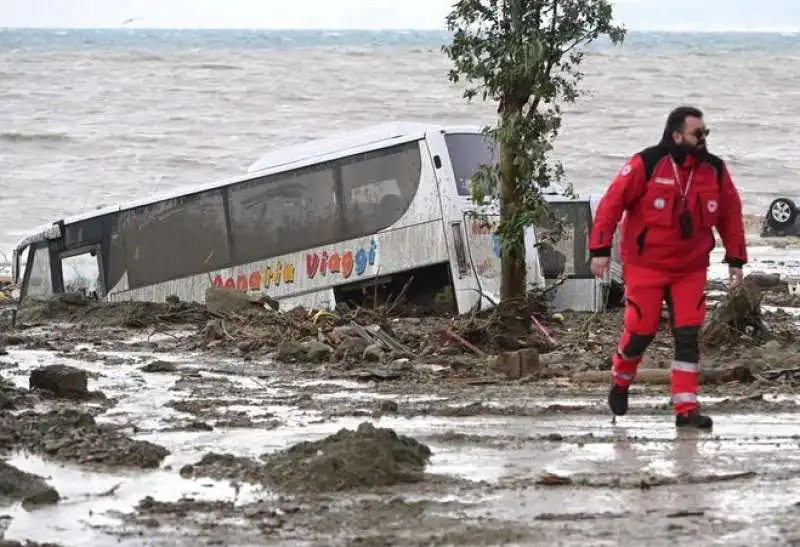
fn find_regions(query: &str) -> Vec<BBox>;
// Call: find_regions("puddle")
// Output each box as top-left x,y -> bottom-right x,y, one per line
708,246 -> 800,280
2,453 -> 264,547
762,305 -> 800,316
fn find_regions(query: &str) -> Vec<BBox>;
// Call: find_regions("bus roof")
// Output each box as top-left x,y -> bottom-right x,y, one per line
57,121 -> 482,227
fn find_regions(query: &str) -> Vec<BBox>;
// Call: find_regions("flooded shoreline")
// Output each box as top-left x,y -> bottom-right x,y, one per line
0,251 -> 799,545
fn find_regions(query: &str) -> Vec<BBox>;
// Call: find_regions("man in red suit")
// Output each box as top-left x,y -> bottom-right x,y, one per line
588,106 -> 747,429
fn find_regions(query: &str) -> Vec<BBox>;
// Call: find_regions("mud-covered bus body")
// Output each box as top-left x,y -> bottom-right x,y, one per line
11,122 -> 622,313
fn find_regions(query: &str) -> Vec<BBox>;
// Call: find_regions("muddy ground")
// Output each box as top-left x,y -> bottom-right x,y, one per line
0,269 -> 798,546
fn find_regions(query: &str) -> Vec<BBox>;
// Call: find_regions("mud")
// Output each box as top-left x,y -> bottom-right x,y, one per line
0,261 -> 798,545
15,294 -> 208,330
182,422 -> 432,493
0,409 -> 169,468
0,462 -> 59,509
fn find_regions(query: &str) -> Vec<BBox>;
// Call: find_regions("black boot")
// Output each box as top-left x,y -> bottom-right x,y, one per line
675,410 -> 713,429
608,384 -> 629,416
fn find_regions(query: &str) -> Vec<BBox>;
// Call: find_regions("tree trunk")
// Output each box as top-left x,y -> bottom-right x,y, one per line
498,109 -> 527,301
702,275 -> 766,347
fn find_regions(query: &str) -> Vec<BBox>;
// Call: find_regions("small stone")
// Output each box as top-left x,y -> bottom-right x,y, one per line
304,341 -> 333,363
22,486 -> 60,509
29,364 -> 89,399
179,465 -> 194,478
329,326 -> 362,345
335,336 -> 369,359
489,348 -> 540,380
276,341 -> 307,362
140,360 -> 178,373
363,344 -> 385,362
379,400 -> 399,413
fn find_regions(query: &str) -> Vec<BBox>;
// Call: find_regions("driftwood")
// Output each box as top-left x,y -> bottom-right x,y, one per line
702,275 -> 767,347
571,365 -> 755,385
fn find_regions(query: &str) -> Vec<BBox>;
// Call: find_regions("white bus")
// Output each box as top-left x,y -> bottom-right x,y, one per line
11,122 -> 622,314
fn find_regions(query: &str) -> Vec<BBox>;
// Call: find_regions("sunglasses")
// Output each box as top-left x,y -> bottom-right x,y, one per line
692,127 -> 711,138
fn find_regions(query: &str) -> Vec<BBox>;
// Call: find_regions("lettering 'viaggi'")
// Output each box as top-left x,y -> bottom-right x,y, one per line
306,239 -> 377,279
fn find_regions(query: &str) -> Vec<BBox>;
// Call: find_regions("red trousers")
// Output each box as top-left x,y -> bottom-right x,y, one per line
612,263 -> 707,415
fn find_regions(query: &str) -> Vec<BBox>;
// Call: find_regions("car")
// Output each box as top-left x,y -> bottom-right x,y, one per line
761,197 -> 800,236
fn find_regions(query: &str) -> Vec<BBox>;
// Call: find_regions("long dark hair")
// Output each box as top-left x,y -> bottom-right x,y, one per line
659,106 -> 704,146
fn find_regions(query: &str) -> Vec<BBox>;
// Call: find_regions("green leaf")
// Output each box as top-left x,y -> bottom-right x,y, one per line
443,0 -> 624,300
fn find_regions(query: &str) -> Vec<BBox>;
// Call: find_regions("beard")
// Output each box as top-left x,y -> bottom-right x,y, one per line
671,139 -> 707,163
679,139 -> 706,155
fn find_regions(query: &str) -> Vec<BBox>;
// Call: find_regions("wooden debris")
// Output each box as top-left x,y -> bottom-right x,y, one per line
702,275 -> 767,347
570,366 -> 755,385
438,328 -> 487,357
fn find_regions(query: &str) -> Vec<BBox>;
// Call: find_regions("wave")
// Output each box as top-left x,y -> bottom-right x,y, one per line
192,63 -> 242,70
0,131 -> 72,143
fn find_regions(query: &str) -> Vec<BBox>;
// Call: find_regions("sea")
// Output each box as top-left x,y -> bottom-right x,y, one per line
2,28 -> 800,262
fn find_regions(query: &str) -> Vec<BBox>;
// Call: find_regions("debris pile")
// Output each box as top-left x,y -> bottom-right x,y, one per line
180,422 -> 432,492
0,408 -> 169,468
6,276 -> 800,382
200,287 -> 556,364
15,292 -> 208,329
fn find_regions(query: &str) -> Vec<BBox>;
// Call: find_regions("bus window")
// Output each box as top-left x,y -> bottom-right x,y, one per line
228,166 -> 340,264
444,133 -> 498,196
339,141 -> 421,238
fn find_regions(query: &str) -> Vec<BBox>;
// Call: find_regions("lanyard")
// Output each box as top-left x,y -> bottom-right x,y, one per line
670,158 -> 694,204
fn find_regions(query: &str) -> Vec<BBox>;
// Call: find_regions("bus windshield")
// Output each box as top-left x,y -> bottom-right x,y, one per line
444,133 -> 499,196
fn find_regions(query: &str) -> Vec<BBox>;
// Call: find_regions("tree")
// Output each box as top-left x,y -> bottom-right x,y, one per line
442,0 -> 625,301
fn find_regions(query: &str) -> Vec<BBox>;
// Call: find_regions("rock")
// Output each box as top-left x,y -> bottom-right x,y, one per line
489,348 -> 540,380
761,339 -> 783,353
336,336 -> 369,359
0,408 -> 169,469
140,360 -> 178,373
304,341 -> 333,363
747,272 -> 781,289
0,461 -> 60,509
538,351 -> 566,367
202,320 -> 224,343
258,295 -> 280,311
205,287 -> 266,316
362,344 -> 385,362
29,364 -> 88,399
0,335 -> 26,346
276,341 -> 307,362
355,368 -> 403,382
329,326 -> 362,345
379,400 -> 399,413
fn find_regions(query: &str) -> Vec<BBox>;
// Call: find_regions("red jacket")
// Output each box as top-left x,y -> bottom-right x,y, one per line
589,146 -> 747,273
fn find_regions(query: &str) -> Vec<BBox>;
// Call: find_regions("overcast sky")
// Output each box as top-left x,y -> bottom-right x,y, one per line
1,0 -> 798,32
